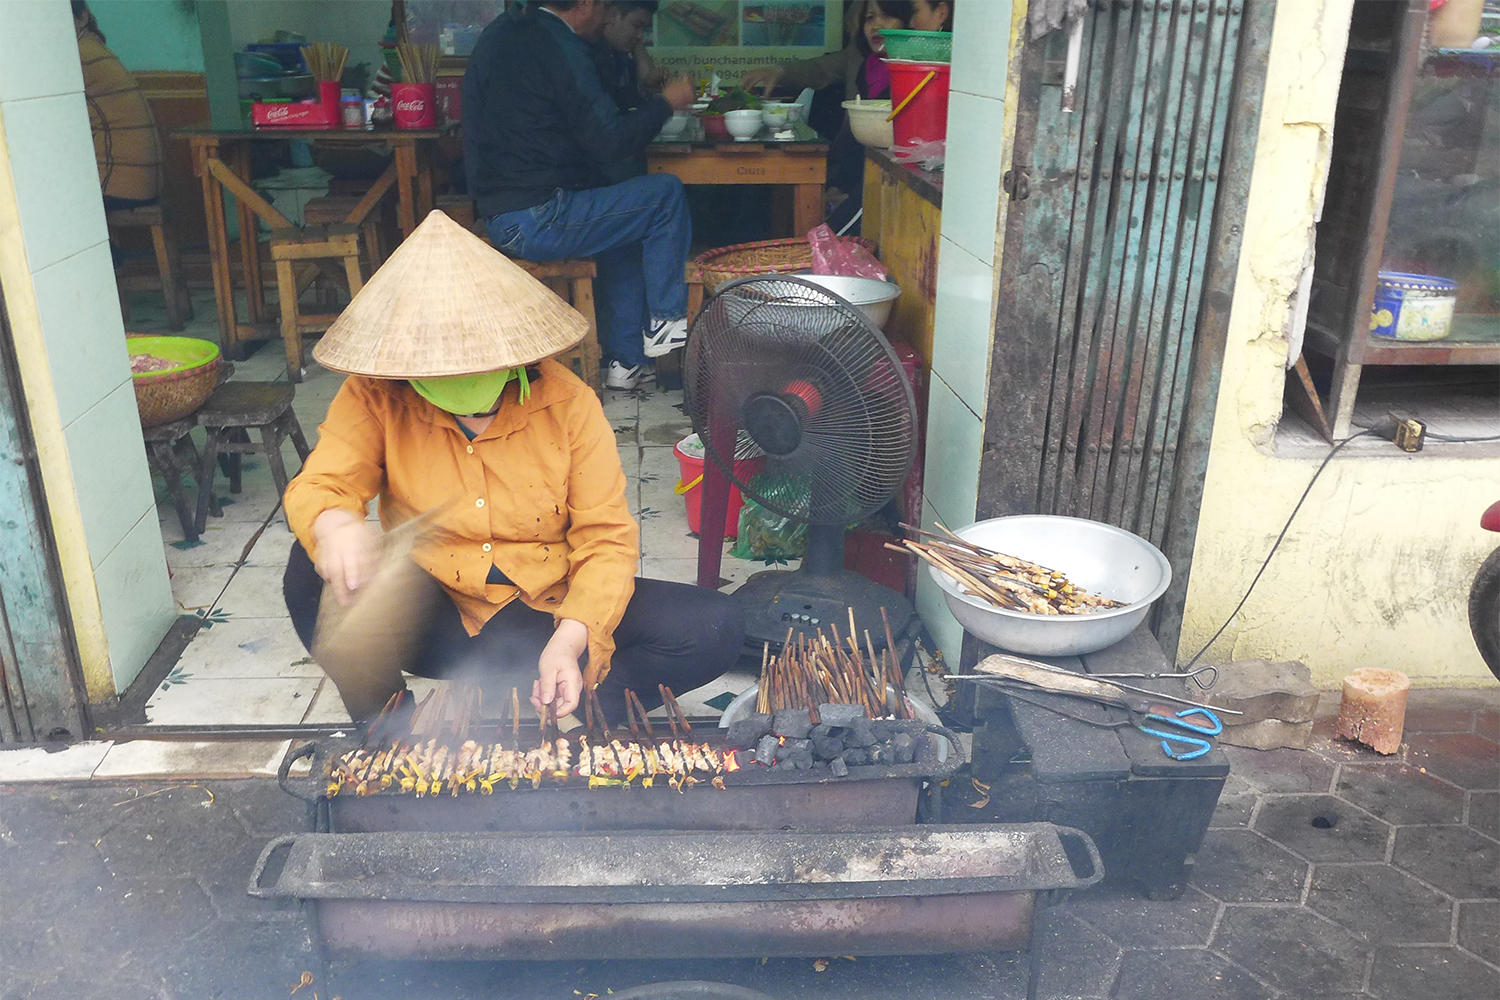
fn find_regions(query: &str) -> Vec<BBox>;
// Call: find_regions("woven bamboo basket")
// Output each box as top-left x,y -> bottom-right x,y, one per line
694,236 -> 878,293
129,335 -> 221,427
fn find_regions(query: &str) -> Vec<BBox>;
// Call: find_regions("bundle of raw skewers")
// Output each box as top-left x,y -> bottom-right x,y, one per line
890,523 -> 1123,616
300,42 -> 349,84
395,42 -> 440,84
756,608 -> 917,721
325,683 -> 734,798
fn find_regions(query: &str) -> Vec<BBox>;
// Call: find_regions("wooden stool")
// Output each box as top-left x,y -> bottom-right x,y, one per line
511,257 -> 601,393
108,202 -> 192,331
194,382 -> 312,534
269,225 -> 364,383
143,415 -> 219,542
302,196 -> 389,275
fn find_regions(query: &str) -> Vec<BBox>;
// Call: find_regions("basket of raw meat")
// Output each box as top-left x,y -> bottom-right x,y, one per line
127,334 -> 220,427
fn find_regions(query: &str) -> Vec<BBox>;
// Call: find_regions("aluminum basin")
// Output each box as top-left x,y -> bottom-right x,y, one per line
794,274 -> 902,329
930,515 -> 1171,656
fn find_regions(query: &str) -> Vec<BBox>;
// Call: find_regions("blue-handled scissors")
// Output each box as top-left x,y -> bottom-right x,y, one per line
1137,707 -> 1222,760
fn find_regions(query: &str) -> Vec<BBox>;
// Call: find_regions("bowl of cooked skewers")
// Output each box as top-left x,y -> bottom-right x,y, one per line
900,516 -> 1172,656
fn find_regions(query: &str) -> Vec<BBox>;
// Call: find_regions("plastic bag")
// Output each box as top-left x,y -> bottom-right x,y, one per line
729,498 -> 807,563
807,223 -> 890,281
893,139 -> 946,172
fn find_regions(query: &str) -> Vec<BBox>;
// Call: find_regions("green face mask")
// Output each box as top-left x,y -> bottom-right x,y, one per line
411,368 -> 531,415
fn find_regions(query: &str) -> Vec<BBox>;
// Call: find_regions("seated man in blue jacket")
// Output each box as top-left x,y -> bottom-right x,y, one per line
464,0 -> 696,390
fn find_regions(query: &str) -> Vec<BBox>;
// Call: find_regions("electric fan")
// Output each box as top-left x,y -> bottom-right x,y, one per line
684,275 -> 918,650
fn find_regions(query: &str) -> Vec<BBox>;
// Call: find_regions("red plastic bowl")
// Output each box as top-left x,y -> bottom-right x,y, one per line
701,113 -> 730,141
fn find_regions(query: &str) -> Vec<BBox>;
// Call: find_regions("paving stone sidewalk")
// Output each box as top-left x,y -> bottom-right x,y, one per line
1,689 -> 1495,1000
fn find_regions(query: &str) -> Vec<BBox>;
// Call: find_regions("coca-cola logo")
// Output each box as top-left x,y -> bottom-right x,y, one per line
396,98 -> 428,113
265,105 -> 293,120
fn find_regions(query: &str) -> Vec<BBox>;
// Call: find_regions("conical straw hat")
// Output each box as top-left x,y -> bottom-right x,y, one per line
312,210 -> 589,378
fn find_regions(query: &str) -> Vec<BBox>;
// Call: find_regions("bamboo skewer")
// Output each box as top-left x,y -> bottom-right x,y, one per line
300,42 -> 350,84
395,42 -> 440,84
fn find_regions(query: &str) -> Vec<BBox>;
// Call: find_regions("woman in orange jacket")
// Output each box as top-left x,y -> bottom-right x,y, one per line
281,212 -> 743,723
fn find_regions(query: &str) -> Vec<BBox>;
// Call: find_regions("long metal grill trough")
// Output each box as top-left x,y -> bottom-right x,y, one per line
250,825 -> 1104,960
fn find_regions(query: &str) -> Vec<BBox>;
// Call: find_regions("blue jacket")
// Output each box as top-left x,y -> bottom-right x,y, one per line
463,7 -> 671,218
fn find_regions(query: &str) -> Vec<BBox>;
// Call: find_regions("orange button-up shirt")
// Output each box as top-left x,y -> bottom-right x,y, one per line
283,360 -> 639,682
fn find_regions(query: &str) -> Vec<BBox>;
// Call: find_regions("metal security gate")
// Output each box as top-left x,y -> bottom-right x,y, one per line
0,285 -> 90,743
981,0 -> 1273,655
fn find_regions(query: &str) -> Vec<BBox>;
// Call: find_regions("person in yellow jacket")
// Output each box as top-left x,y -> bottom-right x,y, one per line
72,1 -> 162,210
281,211 -> 743,723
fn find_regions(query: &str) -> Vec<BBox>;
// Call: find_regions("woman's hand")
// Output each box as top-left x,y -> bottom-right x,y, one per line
311,509 -> 380,606
532,618 -> 587,719
739,66 -> 783,95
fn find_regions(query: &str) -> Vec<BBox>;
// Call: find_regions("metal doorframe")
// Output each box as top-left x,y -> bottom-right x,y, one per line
0,283 -> 91,743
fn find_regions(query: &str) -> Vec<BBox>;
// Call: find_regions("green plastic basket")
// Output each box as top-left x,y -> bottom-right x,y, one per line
879,29 -> 953,63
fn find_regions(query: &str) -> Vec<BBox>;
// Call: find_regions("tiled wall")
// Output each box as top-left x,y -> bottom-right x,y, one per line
915,1 -> 1014,660
0,2 -> 176,693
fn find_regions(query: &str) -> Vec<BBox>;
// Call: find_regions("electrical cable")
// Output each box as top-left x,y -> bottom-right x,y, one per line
1182,429 -> 1377,670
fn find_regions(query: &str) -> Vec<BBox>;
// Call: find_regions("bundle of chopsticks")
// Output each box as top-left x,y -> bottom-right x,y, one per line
326,682 -> 728,796
300,42 -> 349,84
396,42 -> 441,84
890,522 -> 1122,615
756,608 -> 914,721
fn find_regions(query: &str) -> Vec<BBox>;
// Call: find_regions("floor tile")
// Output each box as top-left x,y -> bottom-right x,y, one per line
167,564 -> 234,614
144,677 -> 319,726
643,557 -> 699,585
1392,825 -> 1500,899
213,564 -> 292,619
1031,910 -> 1122,1000
0,742 -> 112,782
1336,761 -> 1467,826
242,524 -> 297,569
172,617 -> 316,679
1192,829 -> 1309,904
1306,863 -> 1453,943
1476,710 -> 1498,743
1251,794 -> 1391,862
637,390 -> 692,447
92,740 -> 293,779
1368,945 -> 1500,1000
300,678 -> 352,725
1220,746 -> 1337,794
163,519 -> 266,570
1469,789 -> 1499,840
1066,884 -> 1219,949
1456,900 -> 1499,964
1406,732 -> 1500,791
1402,703 -> 1478,734
1110,948 -> 1273,1000
1213,906 -> 1369,995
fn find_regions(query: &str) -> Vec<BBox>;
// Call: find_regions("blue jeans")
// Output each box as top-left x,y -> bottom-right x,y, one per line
485,174 -> 692,367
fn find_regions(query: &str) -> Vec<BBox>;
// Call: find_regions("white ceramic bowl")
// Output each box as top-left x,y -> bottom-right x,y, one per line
929,516 -> 1173,656
761,102 -> 792,128
795,274 -> 902,329
843,99 -> 895,149
725,108 -> 764,140
658,111 -> 690,139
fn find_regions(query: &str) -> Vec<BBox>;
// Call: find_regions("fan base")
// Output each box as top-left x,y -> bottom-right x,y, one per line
734,567 -> 915,652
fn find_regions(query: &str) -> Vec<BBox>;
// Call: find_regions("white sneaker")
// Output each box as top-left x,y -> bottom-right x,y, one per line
643,317 -> 689,358
605,361 -> 653,390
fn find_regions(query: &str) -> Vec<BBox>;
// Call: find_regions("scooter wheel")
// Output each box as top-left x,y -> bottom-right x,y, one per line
1467,546 -> 1500,681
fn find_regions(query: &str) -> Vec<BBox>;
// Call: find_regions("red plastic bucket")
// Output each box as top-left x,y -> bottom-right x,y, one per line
887,61 -> 951,147
674,436 -> 761,538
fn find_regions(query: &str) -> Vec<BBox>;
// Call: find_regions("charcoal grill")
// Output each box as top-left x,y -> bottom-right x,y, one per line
263,720 -> 1104,999
278,722 -> 965,833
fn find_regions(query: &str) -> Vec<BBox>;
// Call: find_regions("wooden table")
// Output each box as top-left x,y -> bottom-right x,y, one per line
175,126 -> 444,358
647,124 -> 828,237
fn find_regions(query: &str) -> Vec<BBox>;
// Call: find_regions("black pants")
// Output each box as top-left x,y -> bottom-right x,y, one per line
284,541 -> 744,722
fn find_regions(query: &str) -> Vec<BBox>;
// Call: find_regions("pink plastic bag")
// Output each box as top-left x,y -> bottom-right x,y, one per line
807,224 -> 890,281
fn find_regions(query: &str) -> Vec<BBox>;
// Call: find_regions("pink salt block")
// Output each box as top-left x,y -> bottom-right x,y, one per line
1335,668 -> 1410,755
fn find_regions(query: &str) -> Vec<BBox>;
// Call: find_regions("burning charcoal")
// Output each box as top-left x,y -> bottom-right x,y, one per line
830,756 -> 850,777
776,758 -> 796,770
727,713 -> 773,750
868,744 -> 887,765
844,718 -> 877,748
755,734 -> 780,766
783,738 -> 812,753
842,748 -> 868,766
892,732 -> 916,764
817,703 -> 867,728
772,709 -> 812,740
812,735 -> 844,760
789,749 -> 815,769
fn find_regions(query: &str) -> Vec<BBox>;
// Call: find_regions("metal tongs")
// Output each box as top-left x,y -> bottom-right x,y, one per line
1087,664 -> 1218,691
